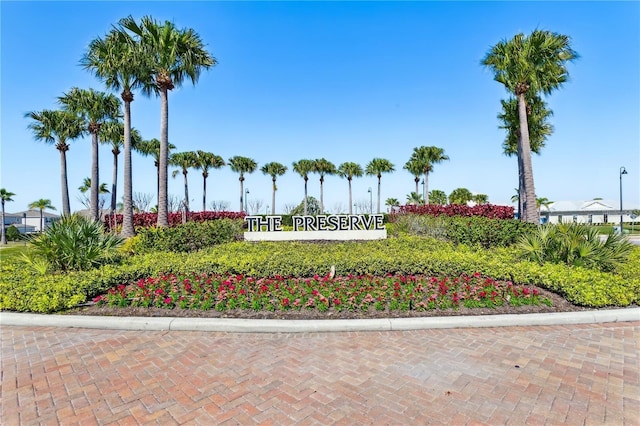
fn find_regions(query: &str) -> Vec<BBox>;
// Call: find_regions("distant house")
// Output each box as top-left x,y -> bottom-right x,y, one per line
516,200 -> 638,225
5,209 -> 61,233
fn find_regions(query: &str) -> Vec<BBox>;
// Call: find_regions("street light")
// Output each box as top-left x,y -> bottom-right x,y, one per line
22,212 -> 26,245
620,166 -> 628,234
244,188 -> 250,213
367,187 -> 372,214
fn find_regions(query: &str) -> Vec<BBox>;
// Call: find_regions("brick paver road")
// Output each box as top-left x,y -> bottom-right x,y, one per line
2,322 -> 639,425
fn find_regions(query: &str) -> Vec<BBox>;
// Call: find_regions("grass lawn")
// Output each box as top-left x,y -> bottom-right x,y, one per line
0,242 -> 30,261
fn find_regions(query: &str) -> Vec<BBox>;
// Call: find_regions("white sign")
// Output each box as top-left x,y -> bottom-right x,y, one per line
244,214 -> 387,241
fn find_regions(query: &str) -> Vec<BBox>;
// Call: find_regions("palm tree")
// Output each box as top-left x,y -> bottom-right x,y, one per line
406,192 -> 423,205
385,197 -> 400,212
135,138 -> 176,201
1,188 -> 15,245
365,158 -> 395,214
292,159 -> 315,215
482,30 -> 578,223
449,188 -> 473,205
313,158 -> 337,213
429,189 -> 448,205
261,162 -> 287,215
120,16 -> 216,227
82,25 -> 153,237
499,95 -> 554,219
59,87 -> 121,222
169,151 -> 198,214
407,146 -> 449,205
536,197 -> 553,219
194,150 -> 225,211
337,162 -> 363,214
473,194 -> 489,204
26,109 -> 85,216
403,158 -> 422,197
78,177 -> 110,212
28,199 -> 56,232
228,156 -> 257,212
99,120 -> 142,218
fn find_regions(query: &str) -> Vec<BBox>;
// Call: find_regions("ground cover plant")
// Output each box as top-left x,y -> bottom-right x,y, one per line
93,272 -> 552,312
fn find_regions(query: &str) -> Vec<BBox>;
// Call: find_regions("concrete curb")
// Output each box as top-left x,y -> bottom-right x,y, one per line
1,308 -> 638,333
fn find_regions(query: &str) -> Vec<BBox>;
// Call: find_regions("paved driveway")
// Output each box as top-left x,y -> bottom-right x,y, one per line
2,322 -> 639,425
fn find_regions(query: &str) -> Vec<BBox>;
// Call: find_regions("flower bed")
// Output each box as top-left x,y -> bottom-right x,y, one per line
94,272 -> 551,312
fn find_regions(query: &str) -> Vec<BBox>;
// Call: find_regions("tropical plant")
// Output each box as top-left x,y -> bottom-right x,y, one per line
499,95 -> 554,218
59,87 -> 121,222
120,15 -> 216,227
292,159 -> 315,215
406,146 -> 449,204
403,158 -> 422,198
28,199 -> 56,232
169,151 -> 198,213
312,158 -> 337,213
337,162 -> 363,214
78,177 -> 110,212
429,189 -> 447,205
1,188 -> 15,245
26,214 -> 123,272
365,158 -> 395,214
473,194 -> 489,205
135,138 -> 176,199
82,24 -> 154,237
26,109 -> 85,216
518,223 -> 633,272
449,188 -> 473,205
228,156 -> 257,212
536,197 -> 553,213
385,198 -> 400,212
261,162 -> 287,215
289,196 -> 321,216
194,150 -> 225,212
482,30 -> 578,223
406,192 -> 424,206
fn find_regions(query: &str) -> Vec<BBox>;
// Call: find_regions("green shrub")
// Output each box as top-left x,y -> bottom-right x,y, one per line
5,225 -> 21,241
133,219 -> 243,253
26,214 -> 123,272
518,223 -> 634,272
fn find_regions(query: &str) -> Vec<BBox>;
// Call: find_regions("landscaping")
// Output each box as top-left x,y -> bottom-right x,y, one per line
0,210 -> 638,318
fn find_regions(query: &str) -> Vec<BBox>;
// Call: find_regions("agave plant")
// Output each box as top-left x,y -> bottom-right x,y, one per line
27,214 -> 124,272
518,223 -> 633,272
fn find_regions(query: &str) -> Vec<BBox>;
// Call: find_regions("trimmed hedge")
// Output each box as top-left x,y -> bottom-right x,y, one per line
1,236 -> 638,313
391,203 -> 515,219
103,211 -> 245,232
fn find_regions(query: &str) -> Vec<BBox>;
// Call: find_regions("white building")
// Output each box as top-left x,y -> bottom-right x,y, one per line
519,200 -> 639,225
3,210 -> 60,233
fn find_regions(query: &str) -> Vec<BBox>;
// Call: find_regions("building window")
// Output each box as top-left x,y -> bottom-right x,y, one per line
557,215 -> 563,223
588,215 -> 593,224
572,216 -> 578,223
604,214 -> 608,223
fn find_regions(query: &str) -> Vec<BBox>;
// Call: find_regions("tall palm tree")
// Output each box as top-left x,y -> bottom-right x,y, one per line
28,199 -> 56,232
26,109 -> 85,216
407,146 -> 449,205
313,158 -> 337,213
78,177 -> 110,211
228,156 -> 257,212
261,162 -> 287,215
403,158 -> 422,197
1,188 -> 15,245
135,138 -> 176,201
169,151 -> 198,214
385,198 -> 400,212
482,30 -> 578,223
499,95 -> 554,219
59,88 -> 121,222
120,15 -> 216,227
338,162 -> 363,214
99,120 -> 142,218
292,159 -> 315,215
365,158 -> 395,214
82,25 -> 153,237
194,150 -> 225,211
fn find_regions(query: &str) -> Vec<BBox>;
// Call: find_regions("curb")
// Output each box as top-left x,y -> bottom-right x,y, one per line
1,308 -> 638,333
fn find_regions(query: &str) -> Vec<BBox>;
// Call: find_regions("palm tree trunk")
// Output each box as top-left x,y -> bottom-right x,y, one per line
183,172 -> 190,214
239,178 -> 244,212
91,132 -> 99,222
423,172 -> 430,205
319,177 -> 324,213
376,176 -> 381,214
111,149 -> 118,216
39,209 -> 44,233
517,93 -> 539,224
60,149 -> 71,216
303,178 -> 308,215
1,201 -> 6,245
202,174 -> 207,212
157,88 -> 169,227
271,177 -> 276,215
348,178 -> 353,214
518,150 -> 525,220
414,177 -> 419,197
121,99 -> 135,237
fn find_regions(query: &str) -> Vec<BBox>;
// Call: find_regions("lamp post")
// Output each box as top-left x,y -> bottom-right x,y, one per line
367,187 -> 372,214
244,188 -> 249,214
619,166 -> 627,234
22,212 -> 26,245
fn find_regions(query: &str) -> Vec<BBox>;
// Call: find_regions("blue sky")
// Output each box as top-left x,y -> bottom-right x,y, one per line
2,1 -> 639,214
